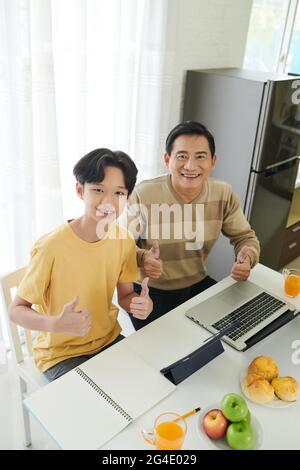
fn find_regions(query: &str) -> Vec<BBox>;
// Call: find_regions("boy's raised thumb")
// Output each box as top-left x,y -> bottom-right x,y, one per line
67,295 -> 80,310
140,277 -> 149,297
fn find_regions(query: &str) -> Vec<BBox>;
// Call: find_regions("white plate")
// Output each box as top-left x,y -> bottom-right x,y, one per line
196,403 -> 263,450
239,369 -> 294,408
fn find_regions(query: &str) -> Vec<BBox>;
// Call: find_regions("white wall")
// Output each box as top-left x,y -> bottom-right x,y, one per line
169,0 -> 253,126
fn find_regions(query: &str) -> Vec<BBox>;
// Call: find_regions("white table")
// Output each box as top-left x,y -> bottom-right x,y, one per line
101,263 -> 300,450
28,264 -> 300,450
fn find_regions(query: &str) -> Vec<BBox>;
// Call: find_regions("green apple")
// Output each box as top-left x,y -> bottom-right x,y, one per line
241,410 -> 251,425
221,393 -> 248,422
226,421 -> 255,450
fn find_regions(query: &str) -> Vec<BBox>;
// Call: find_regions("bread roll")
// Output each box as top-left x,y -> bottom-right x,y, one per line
243,375 -> 275,404
243,373 -> 262,387
271,376 -> 299,402
248,356 -> 279,381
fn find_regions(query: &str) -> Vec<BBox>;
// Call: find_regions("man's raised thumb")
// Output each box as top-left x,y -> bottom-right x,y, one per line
140,277 -> 149,297
237,246 -> 249,264
149,240 -> 160,259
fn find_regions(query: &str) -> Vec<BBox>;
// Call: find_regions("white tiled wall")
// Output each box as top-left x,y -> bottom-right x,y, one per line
169,0 -> 253,126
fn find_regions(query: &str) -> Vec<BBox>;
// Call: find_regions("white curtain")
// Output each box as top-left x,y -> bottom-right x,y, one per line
0,0 -> 178,354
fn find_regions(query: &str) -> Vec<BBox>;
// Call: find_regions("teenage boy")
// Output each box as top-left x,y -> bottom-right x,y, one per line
9,149 -> 153,381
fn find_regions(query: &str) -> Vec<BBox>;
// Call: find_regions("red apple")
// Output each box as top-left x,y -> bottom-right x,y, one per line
202,409 -> 229,440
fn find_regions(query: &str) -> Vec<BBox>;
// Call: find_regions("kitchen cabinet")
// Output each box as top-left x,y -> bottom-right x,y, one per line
279,187 -> 300,267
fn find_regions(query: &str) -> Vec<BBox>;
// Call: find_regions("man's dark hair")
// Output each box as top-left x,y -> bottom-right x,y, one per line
73,148 -> 138,196
165,121 -> 216,157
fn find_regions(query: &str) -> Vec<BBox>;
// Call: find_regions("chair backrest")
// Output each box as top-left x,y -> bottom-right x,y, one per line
0,267 -> 34,364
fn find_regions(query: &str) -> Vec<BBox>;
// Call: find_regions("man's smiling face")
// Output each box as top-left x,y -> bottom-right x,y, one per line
164,134 -> 216,198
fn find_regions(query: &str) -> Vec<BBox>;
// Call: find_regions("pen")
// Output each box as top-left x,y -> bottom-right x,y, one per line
173,407 -> 201,423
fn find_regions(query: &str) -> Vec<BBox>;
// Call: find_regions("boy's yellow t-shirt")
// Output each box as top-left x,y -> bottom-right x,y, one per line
17,222 -> 139,372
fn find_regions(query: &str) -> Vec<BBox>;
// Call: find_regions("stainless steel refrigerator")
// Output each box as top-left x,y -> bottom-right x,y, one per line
183,68 -> 300,280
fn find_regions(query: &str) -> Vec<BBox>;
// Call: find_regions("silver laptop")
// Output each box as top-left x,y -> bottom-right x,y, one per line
185,281 -> 299,351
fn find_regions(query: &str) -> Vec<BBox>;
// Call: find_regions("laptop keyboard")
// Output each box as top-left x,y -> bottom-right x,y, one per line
212,292 -> 285,341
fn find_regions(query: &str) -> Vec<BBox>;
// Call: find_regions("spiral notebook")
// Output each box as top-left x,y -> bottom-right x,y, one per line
24,341 -> 176,450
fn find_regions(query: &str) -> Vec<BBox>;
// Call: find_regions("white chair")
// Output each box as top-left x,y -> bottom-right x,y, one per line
0,267 -> 48,447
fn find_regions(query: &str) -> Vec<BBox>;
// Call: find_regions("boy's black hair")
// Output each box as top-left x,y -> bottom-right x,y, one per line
165,121 -> 216,157
73,148 -> 138,195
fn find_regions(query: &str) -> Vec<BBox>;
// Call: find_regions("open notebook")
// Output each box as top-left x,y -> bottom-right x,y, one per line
25,341 -> 176,450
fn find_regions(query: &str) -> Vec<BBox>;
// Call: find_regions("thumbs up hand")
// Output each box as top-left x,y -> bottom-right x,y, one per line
231,246 -> 251,281
129,277 -> 153,320
142,240 -> 163,279
237,246 -> 249,264
54,296 -> 92,336
149,240 -> 160,259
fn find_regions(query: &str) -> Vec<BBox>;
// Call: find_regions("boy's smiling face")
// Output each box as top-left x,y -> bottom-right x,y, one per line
77,166 -> 129,223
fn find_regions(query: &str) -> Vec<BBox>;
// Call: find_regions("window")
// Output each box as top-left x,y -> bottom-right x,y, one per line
244,0 -> 290,72
285,2 -> 300,74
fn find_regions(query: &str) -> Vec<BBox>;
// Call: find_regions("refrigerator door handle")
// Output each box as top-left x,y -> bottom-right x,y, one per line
252,155 -> 299,175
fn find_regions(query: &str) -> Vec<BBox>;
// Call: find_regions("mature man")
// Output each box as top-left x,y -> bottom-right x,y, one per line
126,121 -> 260,330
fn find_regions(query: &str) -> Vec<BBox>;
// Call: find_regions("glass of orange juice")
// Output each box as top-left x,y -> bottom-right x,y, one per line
141,412 -> 187,450
283,268 -> 300,298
